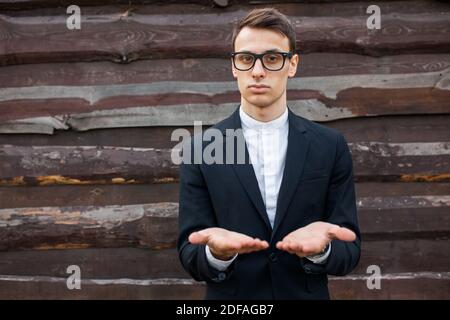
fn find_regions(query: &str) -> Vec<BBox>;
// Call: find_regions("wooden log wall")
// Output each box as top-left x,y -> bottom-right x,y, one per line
0,0 -> 449,299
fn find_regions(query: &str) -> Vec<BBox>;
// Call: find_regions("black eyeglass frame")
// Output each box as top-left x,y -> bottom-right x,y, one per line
230,51 -> 294,71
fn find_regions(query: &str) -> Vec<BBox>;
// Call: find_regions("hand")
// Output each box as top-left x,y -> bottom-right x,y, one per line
276,221 -> 356,258
189,227 -> 269,260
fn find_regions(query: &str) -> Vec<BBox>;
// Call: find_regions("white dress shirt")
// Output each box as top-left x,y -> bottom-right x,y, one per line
206,106 -> 330,271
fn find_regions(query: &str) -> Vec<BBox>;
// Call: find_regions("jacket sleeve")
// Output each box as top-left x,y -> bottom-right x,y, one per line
177,145 -> 236,283
300,133 -> 361,276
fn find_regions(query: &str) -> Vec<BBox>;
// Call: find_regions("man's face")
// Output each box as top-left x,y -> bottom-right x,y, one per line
232,27 -> 299,109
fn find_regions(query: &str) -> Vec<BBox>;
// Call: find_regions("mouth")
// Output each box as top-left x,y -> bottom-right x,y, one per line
248,84 -> 270,93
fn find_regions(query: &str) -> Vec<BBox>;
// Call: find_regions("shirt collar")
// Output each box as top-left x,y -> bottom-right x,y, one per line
239,105 -> 288,130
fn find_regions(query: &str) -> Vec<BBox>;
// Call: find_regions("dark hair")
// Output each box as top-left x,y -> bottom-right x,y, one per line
231,8 -> 296,53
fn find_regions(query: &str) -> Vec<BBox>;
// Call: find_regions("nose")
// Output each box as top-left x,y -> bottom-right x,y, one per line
252,58 -> 266,79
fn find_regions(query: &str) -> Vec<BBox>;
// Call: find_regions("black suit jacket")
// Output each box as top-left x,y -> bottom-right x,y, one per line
177,106 -> 361,300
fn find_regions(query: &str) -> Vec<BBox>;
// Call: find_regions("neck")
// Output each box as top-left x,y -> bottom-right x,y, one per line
241,91 -> 287,122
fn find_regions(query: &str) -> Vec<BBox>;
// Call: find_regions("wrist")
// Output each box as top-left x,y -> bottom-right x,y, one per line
210,249 -> 234,261
308,242 -> 330,259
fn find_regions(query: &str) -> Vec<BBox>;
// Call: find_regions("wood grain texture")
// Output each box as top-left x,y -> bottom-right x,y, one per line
0,194 -> 448,250
1,5 -> 449,66
0,142 -> 448,185
0,273 -> 448,299
1,54 -> 450,88
0,0 -> 448,300
0,239 -> 447,278
1,65 -> 449,133
1,114 -> 448,147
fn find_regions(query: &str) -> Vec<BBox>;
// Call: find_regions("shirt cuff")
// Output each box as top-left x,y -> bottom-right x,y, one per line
305,242 -> 331,264
205,245 -> 238,271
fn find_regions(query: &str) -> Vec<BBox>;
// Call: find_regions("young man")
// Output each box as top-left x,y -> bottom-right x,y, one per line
177,8 -> 361,299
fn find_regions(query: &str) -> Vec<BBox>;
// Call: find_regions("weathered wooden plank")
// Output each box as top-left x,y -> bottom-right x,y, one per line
1,114 -> 448,148
0,143 -> 448,185
0,202 -> 180,250
0,88 -> 449,132
1,8 -> 449,66
349,142 -> 450,180
0,276 -> 205,299
1,181 -> 448,209
1,68 -> 448,107
0,183 -> 180,209
330,114 -> 450,144
329,274 -> 450,300
1,66 -> 449,132
0,273 -> 447,299
0,196 -> 448,250
0,248 -> 188,279
2,54 -> 450,88
0,240 -> 447,279
359,206 -> 450,240
352,239 -> 450,275
355,182 -> 450,197
1,0 -> 447,13
0,145 -> 177,185
0,0 -> 217,11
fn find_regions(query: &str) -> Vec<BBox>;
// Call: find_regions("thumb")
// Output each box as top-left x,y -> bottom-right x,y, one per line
328,226 -> 356,242
188,230 -> 210,245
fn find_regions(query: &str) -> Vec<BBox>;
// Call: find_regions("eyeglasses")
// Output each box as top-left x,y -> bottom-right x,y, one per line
231,51 -> 293,71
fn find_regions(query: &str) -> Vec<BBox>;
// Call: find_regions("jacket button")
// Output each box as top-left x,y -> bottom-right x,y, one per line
269,252 -> 277,262
304,266 -> 312,273
218,272 -> 226,280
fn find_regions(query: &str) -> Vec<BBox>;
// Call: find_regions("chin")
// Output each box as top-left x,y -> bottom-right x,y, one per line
245,95 -> 274,108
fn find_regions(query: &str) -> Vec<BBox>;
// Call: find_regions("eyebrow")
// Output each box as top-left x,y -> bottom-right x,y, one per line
238,48 -> 284,53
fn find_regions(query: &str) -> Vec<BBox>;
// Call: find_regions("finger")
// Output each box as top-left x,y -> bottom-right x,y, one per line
239,239 -> 260,249
328,226 -> 356,242
279,240 -> 293,250
256,239 -> 269,248
277,241 -> 295,254
287,242 -> 302,252
260,240 -> 269,248
254,238 -> 269,248
188,231 -> 209,245
276,241 -> 284,250
240,238 -> 268,249
239,247 -> 260,254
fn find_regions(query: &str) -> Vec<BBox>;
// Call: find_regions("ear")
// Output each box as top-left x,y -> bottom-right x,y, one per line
288,54 -> 299,78
231,58 -> 238,79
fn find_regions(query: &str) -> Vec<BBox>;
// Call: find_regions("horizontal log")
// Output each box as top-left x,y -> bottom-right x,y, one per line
0,273 -> 448,299
0,90 -> 449,133
0,183 -> 181,209
0,239 -> 448,279
2,54 -> 450,88
0,275 -> 205,299
1,181 -> 448,209
0,142 -> 448,185
350,239 -> 450,274
0,0 -> 446,13
0,145 -> 177,184
0,202 -> 179,250
0,195 -> 448,250
0,0 -> 218,11
1,67 -> 449,133
330,273 -> 450,299
349,141 -> 450,180
1,8 -> 450,66
1,114 -> 449,148
359,206 -> 450,240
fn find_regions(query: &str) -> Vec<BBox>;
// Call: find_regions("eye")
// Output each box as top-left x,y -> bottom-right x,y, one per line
238,54 -> 253,63
265,54 -> 281,63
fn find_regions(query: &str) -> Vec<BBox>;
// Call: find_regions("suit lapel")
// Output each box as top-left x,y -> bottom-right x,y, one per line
271,108 -> 310,241
218,106 -> 310,236
220,107 -> 272,231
